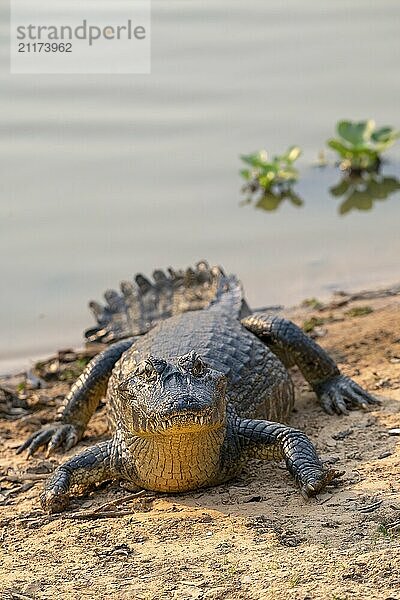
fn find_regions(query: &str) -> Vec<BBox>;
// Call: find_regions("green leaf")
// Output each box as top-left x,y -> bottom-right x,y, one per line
337,120 -> 375,146
265,162 -> 279,174
349,146 -> 377,157
371,127 -> 399,143
248,150 -> 269,168
240,169 -> 252,181
327,139 -> 351,157
240,153 -> 259,167
371,127 -> 392,142
241,151 -> 270,168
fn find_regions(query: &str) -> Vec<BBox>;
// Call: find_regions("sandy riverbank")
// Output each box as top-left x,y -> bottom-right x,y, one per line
0,290 -> 399,599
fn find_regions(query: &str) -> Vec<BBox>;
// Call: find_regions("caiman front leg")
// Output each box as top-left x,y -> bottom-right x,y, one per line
17,338 -> 135,456
242,314 -> 378,415
235,417 -> 339,497
40,439 -> 120,513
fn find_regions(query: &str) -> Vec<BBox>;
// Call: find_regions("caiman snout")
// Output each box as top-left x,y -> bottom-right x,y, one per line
156,398 -> 222,433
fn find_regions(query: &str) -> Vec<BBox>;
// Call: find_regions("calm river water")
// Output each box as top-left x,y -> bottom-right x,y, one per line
1,1 -> 400,372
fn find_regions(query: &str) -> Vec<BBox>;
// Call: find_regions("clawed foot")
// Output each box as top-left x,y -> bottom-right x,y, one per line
315,375 -> 380,416
299,467 -> 343,499
40,465 -> 72,513
40,487 -> 70,514
16,423 -> 81,457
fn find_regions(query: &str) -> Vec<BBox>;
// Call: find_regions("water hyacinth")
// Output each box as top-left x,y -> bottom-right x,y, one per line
327,120 -> 400,173
240,146 -> 302,194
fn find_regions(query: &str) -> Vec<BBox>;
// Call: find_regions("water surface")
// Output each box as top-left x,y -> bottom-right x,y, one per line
1,1 -> 400,372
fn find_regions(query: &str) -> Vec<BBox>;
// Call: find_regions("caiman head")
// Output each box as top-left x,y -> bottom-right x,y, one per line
117,351 -> 228,436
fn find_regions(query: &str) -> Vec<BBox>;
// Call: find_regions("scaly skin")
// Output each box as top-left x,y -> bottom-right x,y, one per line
17,264 -> 378,513
17,339 -> 135,457
241,314 -> 376,415
41,405 -> 334,513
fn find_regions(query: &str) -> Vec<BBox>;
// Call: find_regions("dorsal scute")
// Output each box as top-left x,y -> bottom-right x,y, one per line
85,261 -> 250,344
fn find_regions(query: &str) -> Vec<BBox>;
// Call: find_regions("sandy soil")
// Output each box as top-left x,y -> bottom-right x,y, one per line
0,293 -> 399,600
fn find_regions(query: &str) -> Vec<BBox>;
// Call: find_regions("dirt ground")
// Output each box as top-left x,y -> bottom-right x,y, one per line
0,291 -> 399,600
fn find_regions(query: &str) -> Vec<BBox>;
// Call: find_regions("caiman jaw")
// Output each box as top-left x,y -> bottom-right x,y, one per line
156,411 -> 222,434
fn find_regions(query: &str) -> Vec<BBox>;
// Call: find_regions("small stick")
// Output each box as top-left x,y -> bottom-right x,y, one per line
62,509 -> 135,520
317,494 -> 333,505
21,510 -> 135,524
93,490 -> 149,513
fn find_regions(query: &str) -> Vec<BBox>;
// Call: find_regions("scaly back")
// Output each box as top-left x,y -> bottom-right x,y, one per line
85,261 -> 251,344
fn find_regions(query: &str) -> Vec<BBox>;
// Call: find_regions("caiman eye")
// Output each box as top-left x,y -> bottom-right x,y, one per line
135,360 -> 158,382
192,356 -> 206,377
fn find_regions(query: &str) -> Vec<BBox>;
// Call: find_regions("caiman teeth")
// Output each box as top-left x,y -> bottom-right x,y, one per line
158,413 -> 210,430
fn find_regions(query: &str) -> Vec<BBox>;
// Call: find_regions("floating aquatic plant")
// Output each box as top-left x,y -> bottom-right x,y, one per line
240,146 -> 302,194
327,120 -> 399,173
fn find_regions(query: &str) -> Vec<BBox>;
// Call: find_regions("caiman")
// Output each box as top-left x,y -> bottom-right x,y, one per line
17,262 -> 378,513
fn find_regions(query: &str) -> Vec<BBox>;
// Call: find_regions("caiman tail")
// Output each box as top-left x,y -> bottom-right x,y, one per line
84,261 -> 251,343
